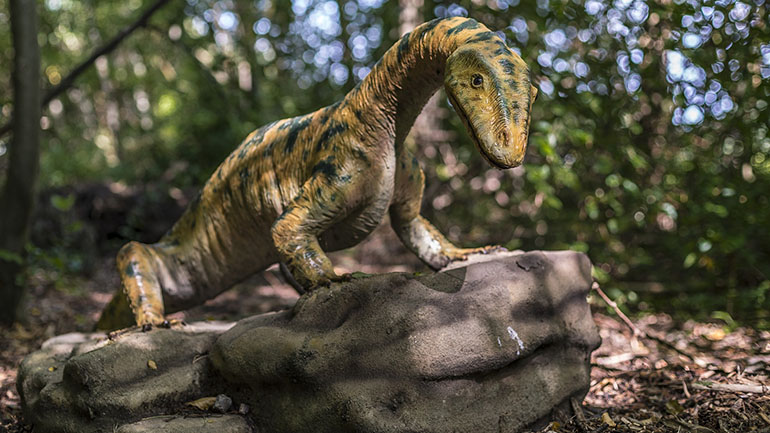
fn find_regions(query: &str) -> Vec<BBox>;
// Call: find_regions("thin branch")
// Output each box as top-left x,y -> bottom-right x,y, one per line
592,281 -> 698,361
691,381 -> 770,394
592,281 -> 642,337
569,397 -> 589,432
0,0 -> 173,140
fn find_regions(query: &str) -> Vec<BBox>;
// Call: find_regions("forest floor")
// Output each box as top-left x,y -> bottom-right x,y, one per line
1,225 -> 769,433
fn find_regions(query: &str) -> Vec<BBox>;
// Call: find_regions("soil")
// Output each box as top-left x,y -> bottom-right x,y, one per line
1,224 -> 769,432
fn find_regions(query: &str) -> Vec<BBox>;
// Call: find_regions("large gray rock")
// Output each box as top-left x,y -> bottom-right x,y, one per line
212,250 -> 600,432
18,251 -> 600,433
17,322 -> 244,433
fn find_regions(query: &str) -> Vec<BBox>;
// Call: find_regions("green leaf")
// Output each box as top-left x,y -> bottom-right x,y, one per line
665,400 -> 684,415
0,249 -> 23,264
704,202 -> 728,218
51,194 -> 75,212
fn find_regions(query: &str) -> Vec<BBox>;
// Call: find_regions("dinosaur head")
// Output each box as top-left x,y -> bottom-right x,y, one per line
444,42 -> 537,169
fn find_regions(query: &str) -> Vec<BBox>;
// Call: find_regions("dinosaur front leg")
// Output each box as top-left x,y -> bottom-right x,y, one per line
271,173 -> 353,289
392,214 -> 504,270
390,151 -> 504,270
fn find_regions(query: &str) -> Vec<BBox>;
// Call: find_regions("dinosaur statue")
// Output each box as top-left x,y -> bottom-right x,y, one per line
97,17 -> 537,330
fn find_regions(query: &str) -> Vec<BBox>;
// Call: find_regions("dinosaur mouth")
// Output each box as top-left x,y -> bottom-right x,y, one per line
447,91 -> 510,170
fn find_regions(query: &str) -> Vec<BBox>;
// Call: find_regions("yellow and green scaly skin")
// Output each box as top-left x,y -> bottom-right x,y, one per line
97,17 -> 538,330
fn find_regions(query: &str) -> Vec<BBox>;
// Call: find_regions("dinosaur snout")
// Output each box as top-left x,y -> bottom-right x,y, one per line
479,127 -> 527,169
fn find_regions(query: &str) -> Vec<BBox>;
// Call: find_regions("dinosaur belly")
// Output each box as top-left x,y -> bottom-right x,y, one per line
320,197 -> 390,252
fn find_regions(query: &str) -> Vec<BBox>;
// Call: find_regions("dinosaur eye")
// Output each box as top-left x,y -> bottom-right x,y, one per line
471,74 -> 483,88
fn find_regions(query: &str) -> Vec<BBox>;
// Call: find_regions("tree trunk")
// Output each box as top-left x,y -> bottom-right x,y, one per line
0,0 -> 41,324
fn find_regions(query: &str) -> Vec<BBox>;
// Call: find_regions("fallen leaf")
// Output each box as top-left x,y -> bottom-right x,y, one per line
147,359 -> 157,370
47,366 -> 56,372
186,396 -> 217,411
706,329 -> 726,341
602,412 -> 616,427
665,399 -> 684,415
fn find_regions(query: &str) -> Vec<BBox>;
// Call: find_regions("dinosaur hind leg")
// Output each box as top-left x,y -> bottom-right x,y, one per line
96,241 -> 166,330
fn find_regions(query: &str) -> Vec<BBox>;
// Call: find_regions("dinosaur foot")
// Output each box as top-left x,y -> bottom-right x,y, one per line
108,319 -> 186,340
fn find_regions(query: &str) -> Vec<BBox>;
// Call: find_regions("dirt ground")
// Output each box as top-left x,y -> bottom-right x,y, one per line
1,226 -> 769,432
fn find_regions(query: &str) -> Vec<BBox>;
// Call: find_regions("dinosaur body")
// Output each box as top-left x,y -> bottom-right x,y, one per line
97,17 -> 537,330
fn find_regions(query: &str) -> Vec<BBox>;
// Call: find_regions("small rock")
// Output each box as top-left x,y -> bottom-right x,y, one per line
238,403 -> 250,415
213,394 -> 233,413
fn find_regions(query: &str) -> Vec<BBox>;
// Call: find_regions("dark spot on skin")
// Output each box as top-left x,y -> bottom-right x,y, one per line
240,121 -> 277,157
354,109 -> 363,121
330,193 -> 338,201
469,31 -> 495,43
512,101 -> 521,123
499,59 -> 516,75
493,40 -> 508,52
284,116 -> 313,154
315,122 -> 347,152
507,78 -> 520,92
274,210 -> 288,225
418,18 -> 443,40
488,73 -> 510,124
124,263 -> 136,277
340,174 -> 352,183
446,18 -> 479,35
320,102 -> 340,124
316,187 -> 323,196
397,32 -> 410,63
239,167 -> 250,181
494,47 -> 508,57
313,156 -> 338,179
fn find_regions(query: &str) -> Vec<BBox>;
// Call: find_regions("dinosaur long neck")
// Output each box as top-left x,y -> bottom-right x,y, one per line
345,17 -> 492,147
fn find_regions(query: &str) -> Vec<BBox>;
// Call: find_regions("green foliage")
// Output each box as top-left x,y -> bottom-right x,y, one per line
0,248 -> 23,265
1,0 -> 768,323
416,0 -> 770,323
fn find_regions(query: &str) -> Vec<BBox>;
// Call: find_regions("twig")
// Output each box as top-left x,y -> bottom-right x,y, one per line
570,397 -> 589,432
592,281 -> 642,337
692,381 -> 769,394
0,0 -> 173,139
592,281 -> 697,361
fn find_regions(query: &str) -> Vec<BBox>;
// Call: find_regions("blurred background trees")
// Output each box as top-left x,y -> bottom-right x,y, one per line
0,0 -> 767,325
